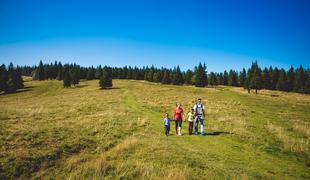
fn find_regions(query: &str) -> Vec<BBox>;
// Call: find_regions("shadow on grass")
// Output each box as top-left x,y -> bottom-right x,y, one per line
99,87 -> 121,90
0,87 -> 33,96
204,131 -> 231,136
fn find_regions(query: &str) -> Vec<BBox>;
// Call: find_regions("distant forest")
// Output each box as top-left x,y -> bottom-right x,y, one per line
1,60 -> 310,94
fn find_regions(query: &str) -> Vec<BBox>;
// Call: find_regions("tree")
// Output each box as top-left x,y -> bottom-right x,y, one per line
239,68 -> 246,87
172,66 -> 184,85
223,70 -> 228,86
249,62 -> 262,94
294,65 -> 307,93
184,70 -> 193,85
56,62 -> 63,80
209,72 -> 218,86
0,64 -> 8,92
218,72 -> 224,85
71,65 -> 80,86
228,70 -> 238,86
270,67 -> 279,90
244,69 -> 251,93
95,65 -> 102,79
194,63 -> 208,87
33,60 -> 45,80
262,67 -> 271,89
286,66 -> 295,92
99,67 -> 113,89
86,66 -> 95,80
63,65 -> 71,88
276,69 -> 288,91
162,70 -> 171,84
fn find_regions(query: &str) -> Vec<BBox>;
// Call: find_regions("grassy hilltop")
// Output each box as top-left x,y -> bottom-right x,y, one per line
0,78 -> 309,179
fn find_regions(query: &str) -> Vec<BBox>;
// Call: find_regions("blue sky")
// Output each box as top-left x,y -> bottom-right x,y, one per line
0,0 -> 309,72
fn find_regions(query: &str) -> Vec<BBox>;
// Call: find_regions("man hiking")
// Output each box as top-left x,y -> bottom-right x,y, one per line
193,98 -> 205,135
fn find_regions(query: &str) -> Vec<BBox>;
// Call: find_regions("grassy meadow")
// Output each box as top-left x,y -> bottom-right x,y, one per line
0,78 -> 310,179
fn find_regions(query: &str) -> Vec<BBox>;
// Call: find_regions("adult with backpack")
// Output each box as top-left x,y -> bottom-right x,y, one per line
193,98 -> 205,135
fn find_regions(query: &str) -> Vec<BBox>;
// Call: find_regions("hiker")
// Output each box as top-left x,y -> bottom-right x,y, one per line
174,103 -> 184,136
186,108 -> 195,135
194,98 -> 205,135
163,113 -> 171,136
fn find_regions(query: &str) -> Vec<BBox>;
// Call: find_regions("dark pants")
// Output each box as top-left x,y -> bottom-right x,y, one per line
188,121 -> 194,135
164,125 -> 170,136
175,119 -> 182,133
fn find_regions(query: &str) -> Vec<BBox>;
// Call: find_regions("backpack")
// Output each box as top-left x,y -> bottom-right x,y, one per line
195,103 -> 204,115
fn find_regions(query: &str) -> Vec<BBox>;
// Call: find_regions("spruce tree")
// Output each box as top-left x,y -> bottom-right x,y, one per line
276,69 -> 288,91
184,70 -> 193,85
218,72 -> 224,85
172,66 -> 184,85
0,64 -> 8,92
194,63 -> 208,87
271,67 -> 279,90
286,66 -> 295,92
71,66 -> 80,86
63,65 -> 71,88
294,65 -> 307,93
262,67 -> 271,89
95,65 -> 102,79
162,70 -> 171,84
223,70 -> 228,85
249,62 -> 262,94
99,67 -> 113,89
36,60 -> 45,80
239,68 -> 246,87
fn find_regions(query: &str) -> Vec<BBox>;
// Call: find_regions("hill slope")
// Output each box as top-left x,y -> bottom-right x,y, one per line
0,79 -> 309,179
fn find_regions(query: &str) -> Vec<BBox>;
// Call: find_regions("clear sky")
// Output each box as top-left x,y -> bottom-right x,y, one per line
0,0 -> 309,72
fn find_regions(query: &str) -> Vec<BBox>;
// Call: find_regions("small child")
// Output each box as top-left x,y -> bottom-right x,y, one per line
163,113 -> 171,136
187,108 -> 195,135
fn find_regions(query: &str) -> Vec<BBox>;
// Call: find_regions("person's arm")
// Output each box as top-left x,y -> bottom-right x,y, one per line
203,105 -> 205,117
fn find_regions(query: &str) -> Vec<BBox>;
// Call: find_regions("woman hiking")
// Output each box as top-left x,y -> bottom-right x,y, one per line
174,103 -> 184,136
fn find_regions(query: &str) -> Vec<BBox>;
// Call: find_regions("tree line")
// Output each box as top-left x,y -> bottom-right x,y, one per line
1,60 -> 309,94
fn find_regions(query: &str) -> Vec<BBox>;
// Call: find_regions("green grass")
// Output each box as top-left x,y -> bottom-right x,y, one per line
0,79 -> 309,179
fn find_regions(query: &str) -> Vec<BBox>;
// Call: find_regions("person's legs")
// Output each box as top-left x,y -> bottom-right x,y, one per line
189,122 -> 193,135
175,120 -> 178,134
179,119 -> 182,135
200,118 -> 204,135
194,117 -> 199,135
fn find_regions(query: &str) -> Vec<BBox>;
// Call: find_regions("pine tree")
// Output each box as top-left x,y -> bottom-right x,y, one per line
33,60 -> 45,80
262,67 -> 271,89
294,65 -> 307,93
14,67 -> 24,89
228,70 -> 238,86
271,67 -> 279,90
218,72 -> 224,85
223,70 -> 228,85
95,65 -> 102,79
194,63 -> 208,87
162,70 -> 171,84
276,69 -> 288,91
286,66 -> 295,92
239,68 -> 246,87
0,64 -> 8,92
184,70 -> 193,85
56,62 -> 63,80
249,62 -> 262,94
99,67 -> 113,89
86,66 -> 95,80
71,66 -> 80,86
172,66 -> 184,85
63,65 -> 71,88
244,69 -> 251,93
153,70 -> 163,82
209,72 -> 218,85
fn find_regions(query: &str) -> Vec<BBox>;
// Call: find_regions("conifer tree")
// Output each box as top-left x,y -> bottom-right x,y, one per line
99,67 -> 113,89
184,70 -> 193,85
286,66 -> 295,92
294,65 -> 307,93
276,69 -> 288,91
0,64 -> 8,92
162,70 -> 171,84
63,65 -> 71,88
239,68 -> 246,87
262,67 -> 271,89
194,63 -> 208,87
271,67 -> 279,90
249,62 -> 262,94
172,66 -> 184,85
223,70 -> 228,85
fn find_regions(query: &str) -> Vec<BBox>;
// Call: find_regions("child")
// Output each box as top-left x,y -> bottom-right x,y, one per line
186,108 -> 195,135
163,113 -> 171,136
